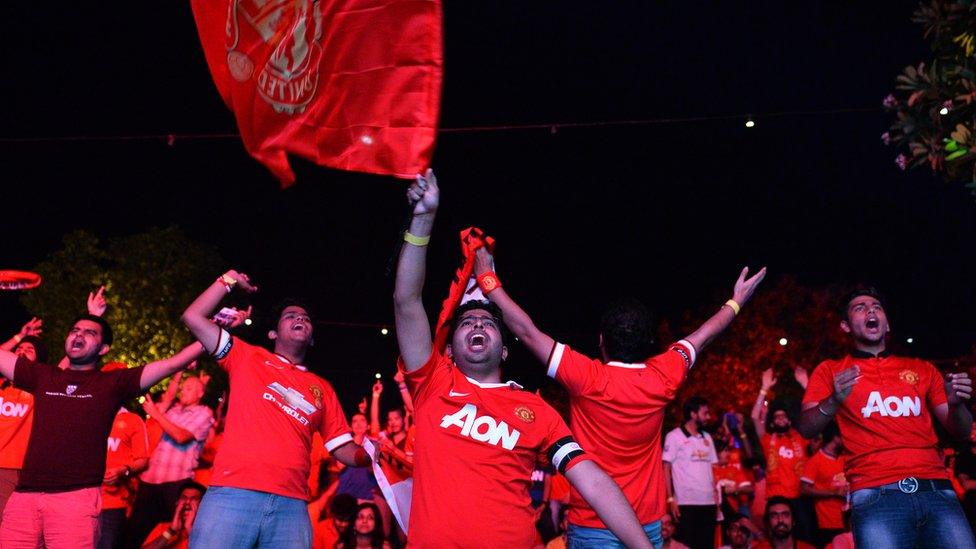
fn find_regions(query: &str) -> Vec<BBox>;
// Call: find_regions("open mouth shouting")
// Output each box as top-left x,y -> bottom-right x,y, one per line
467,332 -> 488,352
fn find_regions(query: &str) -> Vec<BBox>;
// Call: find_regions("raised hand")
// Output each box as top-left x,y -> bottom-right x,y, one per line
224,270 -> 258,293
18,317 -> 42,338
358,397 -> 368,415
87,286 -> 107,316
372,379 -> 384,398
831,365 -> 861,403
761,368 -> 777,392
793,366 -> 809,389
473,248 -> 494,276
946,372 -> 973,406
407,169 -> 439,216
732,266 -> 767,305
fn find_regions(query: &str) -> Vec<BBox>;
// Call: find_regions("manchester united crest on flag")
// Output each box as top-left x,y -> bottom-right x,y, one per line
192,0 -> 443,186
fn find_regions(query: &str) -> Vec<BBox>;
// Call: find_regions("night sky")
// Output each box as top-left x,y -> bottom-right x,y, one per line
2,2 -> 974,408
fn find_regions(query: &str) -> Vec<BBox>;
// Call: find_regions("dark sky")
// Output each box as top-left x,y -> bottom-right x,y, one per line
2,2 -> 974,405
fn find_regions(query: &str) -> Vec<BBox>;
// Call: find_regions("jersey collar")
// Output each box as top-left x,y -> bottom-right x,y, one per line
464,375 -> 523,390
851,349 -> 891,359
273,353 -> 308,372
606,361 -> 646,369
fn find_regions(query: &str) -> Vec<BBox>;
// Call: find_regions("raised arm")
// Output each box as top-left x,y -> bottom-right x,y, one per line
565,460 -> 654,549
472,248 -> 555,364
370,380 -> 383,438
142,396 -> 195,444
393,369 -> 414,414
0,317 -> 42,354
181,270 -> 256,355
682,266 -> 765,353
393,170 -> 439,372
139,343 -> 206,391
751,368 -> 776,439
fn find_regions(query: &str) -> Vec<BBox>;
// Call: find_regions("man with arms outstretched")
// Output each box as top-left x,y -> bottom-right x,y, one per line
394,170 -> 654,549
796,286 -> 975,548
182,276 -> 367,548
0,313 -> 203,548
471,246 -> 764,548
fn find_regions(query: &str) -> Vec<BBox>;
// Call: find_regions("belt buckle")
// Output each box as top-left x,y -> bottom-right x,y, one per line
897,477 -> 919,494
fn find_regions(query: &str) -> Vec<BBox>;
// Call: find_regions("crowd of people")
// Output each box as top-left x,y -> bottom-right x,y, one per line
0,170 -> 973,548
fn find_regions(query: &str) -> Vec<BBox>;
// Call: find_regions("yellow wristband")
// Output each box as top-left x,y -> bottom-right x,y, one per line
403,232 -> 431,247
724,299 -> 741,316
12,334 -> 22,344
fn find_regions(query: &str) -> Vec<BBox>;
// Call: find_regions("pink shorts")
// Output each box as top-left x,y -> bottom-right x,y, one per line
0,487 -> 101,548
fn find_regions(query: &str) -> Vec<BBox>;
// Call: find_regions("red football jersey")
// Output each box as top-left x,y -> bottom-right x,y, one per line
547,341 -> 693,527
403,350 -> 588,548
801,450 -> 846,530
0,384 -> 33,469
213,336 -> 352,500
103,409 -> 149,510
803,354 -> 948,490
761,431 -> 806,499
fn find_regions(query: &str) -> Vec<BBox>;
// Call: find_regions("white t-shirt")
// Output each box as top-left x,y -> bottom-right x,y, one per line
663,426 -> 717,505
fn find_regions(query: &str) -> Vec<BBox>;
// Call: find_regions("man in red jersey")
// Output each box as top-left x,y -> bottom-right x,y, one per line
182,276 -> 368,548
797,286 -> 975,548
468,245 -> 763,546
393,170 -> 654,549
799,421 -> 846,547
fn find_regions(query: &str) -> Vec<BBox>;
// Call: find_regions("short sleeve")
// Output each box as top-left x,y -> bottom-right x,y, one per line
400,350 -> 452,407
662,430 -> 679,464
707,435 -> 719,464
800,455 -> 819,485
539,403 -> 590,474
216,335 -> 255,373
546,343 -> 606,397
12,357 -> 44,393
318,381 -> 353,453
644,343 -> 693,397
803,361 -> 834,404
118,366 -> 147,400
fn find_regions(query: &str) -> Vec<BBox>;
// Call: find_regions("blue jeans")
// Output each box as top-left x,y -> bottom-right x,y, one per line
851,483 -> 976,549
567,520 -> 663,549
189,486 -> 311,549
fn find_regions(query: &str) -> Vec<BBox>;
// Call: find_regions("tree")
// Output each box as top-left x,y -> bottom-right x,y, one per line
884,1 -> 976,192
21,227 -> 226,387
662,276 -> 848,428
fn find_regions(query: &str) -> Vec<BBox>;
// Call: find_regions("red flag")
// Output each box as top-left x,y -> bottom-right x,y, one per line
432,227 -> 494,352
191,0 -> 443,187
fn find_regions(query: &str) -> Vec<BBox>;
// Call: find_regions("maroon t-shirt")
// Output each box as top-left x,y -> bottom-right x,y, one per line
13,357 -> 144,492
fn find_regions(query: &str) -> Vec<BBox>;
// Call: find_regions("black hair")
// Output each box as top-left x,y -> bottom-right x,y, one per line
839,285 -> 886,322
271,297 -> 313,325
765,400 -> 791,433
180,479 -> 207,496
765,496 -> 794,522
599,298 -> 656,362
682,395 -> 709,420
15,335 -> 48,364
329,493 -> 358,522
71,314 -> 113,346
337,502 -> 386,549
448,300 -> 510,346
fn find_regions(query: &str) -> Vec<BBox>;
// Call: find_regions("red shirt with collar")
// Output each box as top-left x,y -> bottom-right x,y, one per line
803,351 -> 947,490
213,336 -> 352,500
547,341 -> 694,527
402,349 -> 588,548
